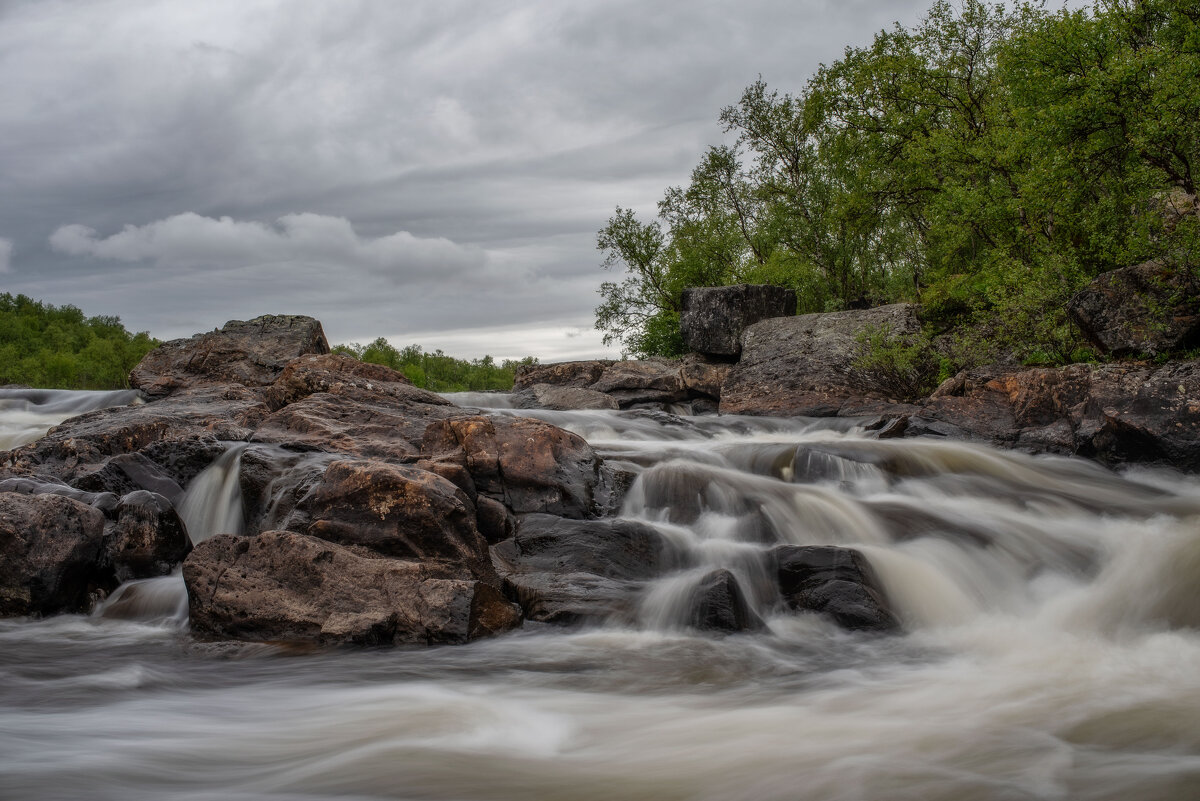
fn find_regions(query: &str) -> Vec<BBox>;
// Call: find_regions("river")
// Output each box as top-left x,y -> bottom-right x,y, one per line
3,388 -> 1200,800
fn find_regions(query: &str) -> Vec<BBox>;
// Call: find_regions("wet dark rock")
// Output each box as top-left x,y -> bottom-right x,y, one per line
131,314 -> 330,398
775,545 -> 899,632
489,514 -> 670,625
184,531 -> 521,646
680,284 -> 797,358
287,459 -> 494,581
0,492 -> 108,616
474,495 -> 514,544
72,452 -> 186,505
721,304 -> 922,416
105,490 -> 191,582
1067,260 -> 1200,357
0,476 -> 120,515
687,569 -> 764,633
511,384 -> 619,411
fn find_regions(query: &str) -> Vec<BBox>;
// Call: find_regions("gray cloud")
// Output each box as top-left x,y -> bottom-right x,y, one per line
8,0 -> 1064,358
0,238 -> 11,273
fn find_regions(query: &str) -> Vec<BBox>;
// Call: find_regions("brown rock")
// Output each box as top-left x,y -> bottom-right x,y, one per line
183,531 -> 521,645
421,415 -> 612,518
262,352 -> 414,410
287,459 -> 493,580
0,492 -> 108,616
513,360 -> 613,391
131,314 -> 329,398
590,359 -> 687,407
679,353 -> 732,400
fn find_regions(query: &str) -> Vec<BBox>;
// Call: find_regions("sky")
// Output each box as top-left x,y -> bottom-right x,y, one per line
1,0 -> 1072,361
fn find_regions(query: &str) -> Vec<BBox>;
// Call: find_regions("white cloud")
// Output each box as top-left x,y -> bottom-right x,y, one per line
0,238 -> 12,273
48,213 -> 486,281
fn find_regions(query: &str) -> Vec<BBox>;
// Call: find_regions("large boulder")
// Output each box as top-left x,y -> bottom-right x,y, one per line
589,359 -> 688,407
1067,260 -> 1200,357
130,314 -> 329,397
184,531 -> 521,646
775,545 -> 899,632
285,459 -> 493,580
0,492 -> 108,616
721,304 -> 922,416
421,415 -> 617,518
680,284 -> 797,358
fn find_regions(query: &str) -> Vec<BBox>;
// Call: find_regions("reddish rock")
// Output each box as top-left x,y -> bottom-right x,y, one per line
513,360 -> 613,391
421,415 -> 613,518
131,314 -> 329,398
288,459 -> 493,580
184,531 -> 521,646
262,352 -> 415,410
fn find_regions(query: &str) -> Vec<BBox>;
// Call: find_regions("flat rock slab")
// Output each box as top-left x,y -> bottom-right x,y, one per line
721,304 -> 921,416
184,531 -> 521,646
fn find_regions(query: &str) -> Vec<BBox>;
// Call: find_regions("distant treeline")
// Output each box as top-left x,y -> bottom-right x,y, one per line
0,293 -> 158,389
598,0 -> 1200,365
333,338 -> 535,392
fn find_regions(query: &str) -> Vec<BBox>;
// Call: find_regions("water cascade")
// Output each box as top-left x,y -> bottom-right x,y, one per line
5,392 -> 1200,800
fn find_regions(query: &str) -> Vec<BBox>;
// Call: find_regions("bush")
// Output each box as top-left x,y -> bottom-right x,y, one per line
848,324 -> 950,401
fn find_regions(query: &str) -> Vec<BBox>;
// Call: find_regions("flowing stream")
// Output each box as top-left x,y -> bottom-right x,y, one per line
4,392 -> 1200,800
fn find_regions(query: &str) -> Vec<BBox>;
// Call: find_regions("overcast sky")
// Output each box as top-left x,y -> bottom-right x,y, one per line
2,0 -> 1071,360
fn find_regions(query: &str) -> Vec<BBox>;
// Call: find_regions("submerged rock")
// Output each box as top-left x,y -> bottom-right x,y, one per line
184,531 -> 521,646
775,545 -> 899,632
687,569 -> 764,633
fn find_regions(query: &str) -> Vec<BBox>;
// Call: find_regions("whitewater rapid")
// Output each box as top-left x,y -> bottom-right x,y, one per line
3,390 -> 1200,800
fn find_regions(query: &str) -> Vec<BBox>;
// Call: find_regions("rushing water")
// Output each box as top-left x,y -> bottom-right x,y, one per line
5,392 -> 1200,800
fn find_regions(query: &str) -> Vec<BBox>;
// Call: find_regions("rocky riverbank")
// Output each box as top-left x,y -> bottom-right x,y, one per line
2,289 -> 1196,648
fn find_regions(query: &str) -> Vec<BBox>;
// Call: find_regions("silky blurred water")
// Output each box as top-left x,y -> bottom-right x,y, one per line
4,393 -> 1200,800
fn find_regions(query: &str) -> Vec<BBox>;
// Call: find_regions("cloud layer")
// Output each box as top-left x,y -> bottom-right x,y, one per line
4,0 -> 1026,357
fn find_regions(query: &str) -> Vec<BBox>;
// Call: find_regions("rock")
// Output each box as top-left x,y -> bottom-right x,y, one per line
490,515 -> 670,625
71,452 -> 187,504
513,360 -> 613,391
721,304 -> 922,416
590,359 -> 688,407
1,385 -> 270,484
511,384 -> 619,411
774,545 -> 899,632
183,531 -> 521,646
286,459 -> 494,581
679,353 -> 732,400
421,415 -> 615,518
0,492 -> 108,616
680,284 -> 797,357
130,314 -> 330,398
916,360 -> 1200,471
1067,260 -> 1200,356
261,352 -> 413,410
105,490 -> 191,582
0,476 -> 120,515
687,569 -> 764,632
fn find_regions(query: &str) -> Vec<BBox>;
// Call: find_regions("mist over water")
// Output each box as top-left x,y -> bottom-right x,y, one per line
4,392 -> 1200,800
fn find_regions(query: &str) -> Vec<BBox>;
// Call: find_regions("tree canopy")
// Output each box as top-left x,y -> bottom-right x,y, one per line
333,338 -> 535,392
597,0 -> 1200,363
0,294 -> 158,389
